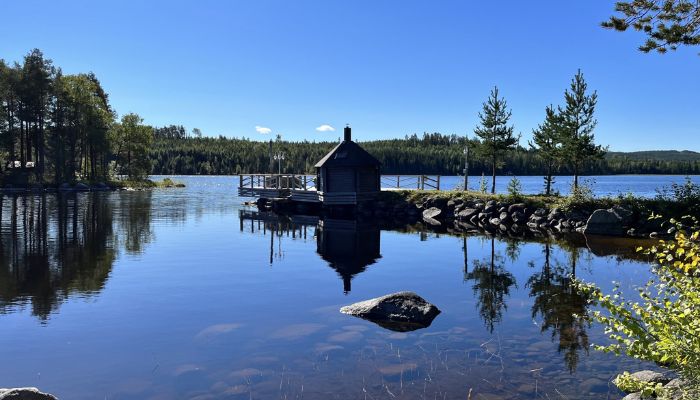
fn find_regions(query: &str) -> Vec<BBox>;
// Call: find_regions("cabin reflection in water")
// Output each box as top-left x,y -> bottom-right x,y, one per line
316,219 -> 381,294
238,210 -> 381,293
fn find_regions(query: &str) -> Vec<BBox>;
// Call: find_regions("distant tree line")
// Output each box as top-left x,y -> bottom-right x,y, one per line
150,70 -> 698,182
0,49 -> 154,186
4,49 -> 698,189
149,132 -> 700,177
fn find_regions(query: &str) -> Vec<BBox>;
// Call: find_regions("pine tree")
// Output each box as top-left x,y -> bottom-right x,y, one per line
530,105 -> 562,196
474,86 -> 519,194
603,0 -> 700,54
558,70 -> 606,190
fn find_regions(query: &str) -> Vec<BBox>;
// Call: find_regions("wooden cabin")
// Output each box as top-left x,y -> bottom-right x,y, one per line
314,126 -> 381,205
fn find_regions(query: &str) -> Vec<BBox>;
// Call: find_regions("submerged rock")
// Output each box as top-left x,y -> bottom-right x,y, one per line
629,370 -> 673,385
0,388 -> 58,400
340,291 -> 441,332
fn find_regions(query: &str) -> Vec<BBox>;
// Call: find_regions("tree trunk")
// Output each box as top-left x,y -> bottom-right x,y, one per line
19,121 -> 25,164
491,156 -> 496,194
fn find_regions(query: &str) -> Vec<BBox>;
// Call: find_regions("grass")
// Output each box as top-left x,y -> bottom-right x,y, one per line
109,177 -> 185,189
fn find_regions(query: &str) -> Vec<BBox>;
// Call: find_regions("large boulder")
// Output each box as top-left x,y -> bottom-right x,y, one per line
0,388 -> 58,400
340,291 -> 441,332
507,203 -> 526,213
583,208 -> 626,236
456,208 -> 479,220
422,207 -> 443,221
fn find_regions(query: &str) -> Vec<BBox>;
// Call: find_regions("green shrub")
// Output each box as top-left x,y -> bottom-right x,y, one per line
555,179 -> 595,210
479,173 -> 487,194
576,217 -> 700,391
613,371 -> 664,397
657,177 -> 700,215
506,177 -> 522,199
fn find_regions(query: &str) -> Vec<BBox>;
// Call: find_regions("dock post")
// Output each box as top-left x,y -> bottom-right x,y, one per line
396,175 -> 400,189
437,176 -> 441,190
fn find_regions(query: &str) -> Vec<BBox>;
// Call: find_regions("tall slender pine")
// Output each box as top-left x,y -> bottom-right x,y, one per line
474,86 -> 518,194
558,70 -> 605,190
530,105 -> 562,196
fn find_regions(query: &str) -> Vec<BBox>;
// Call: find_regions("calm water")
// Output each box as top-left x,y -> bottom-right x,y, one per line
423,174 -> 700,197
0,176 -> 676,399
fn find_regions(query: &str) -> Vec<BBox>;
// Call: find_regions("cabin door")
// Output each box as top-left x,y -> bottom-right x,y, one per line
326,168 -> 355,192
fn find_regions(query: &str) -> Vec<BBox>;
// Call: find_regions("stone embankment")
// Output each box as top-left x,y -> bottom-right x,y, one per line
399,195 -> 668,238
256,194 -> 672,239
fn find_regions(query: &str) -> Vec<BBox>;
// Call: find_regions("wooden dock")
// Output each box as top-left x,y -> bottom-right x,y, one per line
238,174 -> 441,204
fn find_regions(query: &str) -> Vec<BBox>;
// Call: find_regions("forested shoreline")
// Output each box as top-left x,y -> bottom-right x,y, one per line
3,49 -> 699,190
150,133 -> 700,176
0,49 -> 153,187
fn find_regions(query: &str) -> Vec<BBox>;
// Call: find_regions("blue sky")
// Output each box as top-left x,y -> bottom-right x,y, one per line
1,0 -> 698,151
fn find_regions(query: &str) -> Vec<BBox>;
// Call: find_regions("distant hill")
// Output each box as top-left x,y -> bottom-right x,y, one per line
607,150 -> 700,162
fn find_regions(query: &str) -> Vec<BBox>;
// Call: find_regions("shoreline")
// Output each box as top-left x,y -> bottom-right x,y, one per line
256,190 -> 696,239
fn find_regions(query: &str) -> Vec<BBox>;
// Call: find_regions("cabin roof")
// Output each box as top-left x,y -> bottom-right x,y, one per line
314,140 -> 381,168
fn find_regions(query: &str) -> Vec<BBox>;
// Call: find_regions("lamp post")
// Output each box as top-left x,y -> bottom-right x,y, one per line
463,145 -> 469,191
274,152 -> 285,175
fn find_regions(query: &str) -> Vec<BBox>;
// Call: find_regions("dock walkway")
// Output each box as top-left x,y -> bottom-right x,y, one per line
237,174 -> 441,203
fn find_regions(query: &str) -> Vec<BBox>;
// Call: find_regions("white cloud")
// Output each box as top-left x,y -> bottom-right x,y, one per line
315,124 -> 335,132
255,126 -> 272,134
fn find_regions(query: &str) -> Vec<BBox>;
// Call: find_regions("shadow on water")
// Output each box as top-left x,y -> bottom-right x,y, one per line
0,192 -> 154,320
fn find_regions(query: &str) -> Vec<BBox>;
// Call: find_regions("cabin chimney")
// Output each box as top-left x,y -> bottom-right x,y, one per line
344,125 -> 352,142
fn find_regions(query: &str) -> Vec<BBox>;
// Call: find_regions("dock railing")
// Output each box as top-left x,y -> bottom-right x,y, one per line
238,173 -> 441,195
380,175 -> 440,190
239,174 -> 317,191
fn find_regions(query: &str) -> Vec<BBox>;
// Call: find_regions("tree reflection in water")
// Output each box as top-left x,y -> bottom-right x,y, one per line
0,192 -> 153,321
527,242 -> 591,373
464,237 -> 517,333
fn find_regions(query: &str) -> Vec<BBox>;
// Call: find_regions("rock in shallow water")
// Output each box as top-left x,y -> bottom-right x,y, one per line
0,388 -> 58,400
340,291 -> 440,332
629,370 -> 673,385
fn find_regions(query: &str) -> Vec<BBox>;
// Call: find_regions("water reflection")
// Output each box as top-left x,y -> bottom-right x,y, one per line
238,210 -> 382,294
0,187 -> 660,399
527,242 -> 591,373
464,237 -> 518,333
0,192 -> 153,320
316,218 -> 381,294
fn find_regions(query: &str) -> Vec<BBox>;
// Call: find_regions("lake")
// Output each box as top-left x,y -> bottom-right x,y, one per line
407,174 -> 700,197
0,175 -> 682,399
